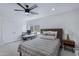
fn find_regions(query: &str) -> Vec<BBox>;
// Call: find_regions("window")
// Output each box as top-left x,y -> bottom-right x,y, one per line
30,25 -> 40,34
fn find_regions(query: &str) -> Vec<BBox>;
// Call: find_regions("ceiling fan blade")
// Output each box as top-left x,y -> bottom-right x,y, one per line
30,11 -> 38,14
14,9 -> 24,11
29,4 -> 38,10
17,3 -> 26,10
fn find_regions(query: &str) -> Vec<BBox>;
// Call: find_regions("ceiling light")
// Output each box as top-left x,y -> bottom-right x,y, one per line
25,12 -> 29,15
52,8 -> 55,11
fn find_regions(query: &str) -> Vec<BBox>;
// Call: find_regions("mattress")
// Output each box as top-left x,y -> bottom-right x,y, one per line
18,38 -> 61,56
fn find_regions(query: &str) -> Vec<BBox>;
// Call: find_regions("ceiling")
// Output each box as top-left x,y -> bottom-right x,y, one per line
0,3 -> 79,21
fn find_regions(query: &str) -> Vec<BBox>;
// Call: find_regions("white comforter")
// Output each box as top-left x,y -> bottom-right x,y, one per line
18,37 -> 60,56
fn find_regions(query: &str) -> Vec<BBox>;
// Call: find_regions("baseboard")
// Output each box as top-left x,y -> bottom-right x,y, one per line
0,39 -> 21,46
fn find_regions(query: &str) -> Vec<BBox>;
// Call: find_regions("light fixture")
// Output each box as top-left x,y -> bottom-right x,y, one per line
52,8 -> 55,11
25,12 -> 29,15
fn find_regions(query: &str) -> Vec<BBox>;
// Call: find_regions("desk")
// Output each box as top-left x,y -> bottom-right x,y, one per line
23,34 -> 36,37
22,34 -> 36,41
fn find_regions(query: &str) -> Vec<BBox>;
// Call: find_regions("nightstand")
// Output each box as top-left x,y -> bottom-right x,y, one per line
63,40 -> 75,52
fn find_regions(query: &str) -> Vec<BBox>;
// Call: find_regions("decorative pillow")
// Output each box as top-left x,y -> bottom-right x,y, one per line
38,34 -> 56,40
43,31 -> 50,35
42,31 -> 57,38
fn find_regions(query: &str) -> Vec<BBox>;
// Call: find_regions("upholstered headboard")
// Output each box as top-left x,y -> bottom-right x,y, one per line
41,28 -> 63,46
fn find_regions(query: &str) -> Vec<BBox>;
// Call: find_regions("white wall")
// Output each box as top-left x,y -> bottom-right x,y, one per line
0,8 -> 79,44
27,9 -> 79,43
0,17 -> 2,44
0,18 -> 1,41
0,16 -> 28,43
0,14 -> 43,44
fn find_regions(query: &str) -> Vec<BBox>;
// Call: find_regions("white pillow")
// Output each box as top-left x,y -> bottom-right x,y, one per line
38,34 -> 56,40
43,31 -> 50,34
49,31 -> 57,38
43,31 -> 57,37
49,31 -> 57,35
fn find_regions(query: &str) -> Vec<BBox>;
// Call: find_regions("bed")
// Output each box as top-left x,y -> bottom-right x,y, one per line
18,28 -> 63,56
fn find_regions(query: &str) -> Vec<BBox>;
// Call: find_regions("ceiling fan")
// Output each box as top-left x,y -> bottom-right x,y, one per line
14,3 -> 38,15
